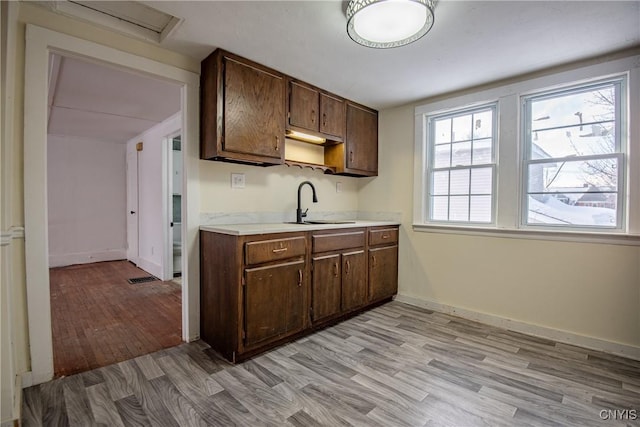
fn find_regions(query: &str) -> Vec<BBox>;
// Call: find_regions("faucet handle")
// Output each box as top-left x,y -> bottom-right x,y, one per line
301,208 -> 309,218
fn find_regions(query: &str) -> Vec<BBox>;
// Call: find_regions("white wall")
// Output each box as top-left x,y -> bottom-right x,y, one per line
128,113 -> 180,280
199,160 -> 360,221
47,134 -> 127,267
359,55 -> 640,357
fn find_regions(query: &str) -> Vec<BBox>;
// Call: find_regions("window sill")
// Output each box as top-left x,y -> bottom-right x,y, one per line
412,223 -> 640,246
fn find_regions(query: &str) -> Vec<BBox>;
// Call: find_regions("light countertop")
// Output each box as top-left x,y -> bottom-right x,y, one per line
200,220 -> 400,236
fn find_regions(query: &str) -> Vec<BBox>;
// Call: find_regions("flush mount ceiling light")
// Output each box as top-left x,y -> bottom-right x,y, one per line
346,0 -> 436,49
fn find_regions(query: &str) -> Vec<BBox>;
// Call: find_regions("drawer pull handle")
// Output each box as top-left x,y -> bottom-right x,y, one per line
372,255 -> 376,268
322,113 -> 327,127
272,247 -> 288,253
275,135 -> 280,151
311,110 -> 316,123
298,269 -> 303,287
382,234 -> 390,239
333,262 -> 339,277
345,260 -> 351,275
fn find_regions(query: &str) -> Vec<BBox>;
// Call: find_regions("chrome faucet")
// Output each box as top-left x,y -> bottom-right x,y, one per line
296,181 -> 318,224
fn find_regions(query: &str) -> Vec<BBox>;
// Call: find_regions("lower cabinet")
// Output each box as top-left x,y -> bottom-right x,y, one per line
200,225 -> 398,362
244,259 -> 305,348
369,227 -> 399,303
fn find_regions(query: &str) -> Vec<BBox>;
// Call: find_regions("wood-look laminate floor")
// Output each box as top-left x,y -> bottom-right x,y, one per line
25,301 -> 640,426
50,260 -> 182,378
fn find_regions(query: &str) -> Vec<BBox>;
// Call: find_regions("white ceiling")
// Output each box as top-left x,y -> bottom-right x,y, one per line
144,0 -> 640,109
48,54 -> 181,143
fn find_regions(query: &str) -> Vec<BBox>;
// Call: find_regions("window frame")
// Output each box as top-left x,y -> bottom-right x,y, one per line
520,77 -> 627,232
424,103 -> 498,225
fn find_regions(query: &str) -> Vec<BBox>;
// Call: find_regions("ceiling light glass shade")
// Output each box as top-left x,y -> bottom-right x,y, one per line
346,0 -> 435,48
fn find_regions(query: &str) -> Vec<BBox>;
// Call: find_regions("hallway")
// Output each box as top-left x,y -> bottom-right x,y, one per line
50,260 -> 182,377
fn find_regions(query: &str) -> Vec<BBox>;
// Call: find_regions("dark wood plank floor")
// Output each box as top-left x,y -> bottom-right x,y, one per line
50,260 -> 182,377
26,301 -> 640,426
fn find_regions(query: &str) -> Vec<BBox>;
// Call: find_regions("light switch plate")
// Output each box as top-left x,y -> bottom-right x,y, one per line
336,182 -> 343,193
231,173 -> 245,189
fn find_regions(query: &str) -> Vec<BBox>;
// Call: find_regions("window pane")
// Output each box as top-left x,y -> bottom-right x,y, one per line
450,169 -> 470,195
470,196 -> 492,222
472,138 -> 492,165
431,196 -> 449,220
434,118 -> 451,144
471,168 -> 492,194
432,171 -> 449,195
531,85 -> 616,131
449,196 -> 469,221
434,144 -> 451,168
527,158 -> 618,193
527,194 -> 617,227
451,141 -> 471,166
452,115 -> 472,142
473,110 -> 493,139
531,124 -> 615,159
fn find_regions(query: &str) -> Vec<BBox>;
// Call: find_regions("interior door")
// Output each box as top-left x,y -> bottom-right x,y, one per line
126,148 -> 139,265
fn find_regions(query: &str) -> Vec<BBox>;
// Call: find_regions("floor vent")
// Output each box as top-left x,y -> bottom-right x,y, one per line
127,276 -> 158,285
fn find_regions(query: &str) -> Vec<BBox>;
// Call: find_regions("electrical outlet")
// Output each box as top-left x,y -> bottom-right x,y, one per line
336,182 -> 343,193
231,173 -> 245,189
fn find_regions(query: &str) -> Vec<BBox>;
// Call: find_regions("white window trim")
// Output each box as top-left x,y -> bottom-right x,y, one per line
520,77 -> 627,233
424,103 -> 498,225
413,55 -> 640,245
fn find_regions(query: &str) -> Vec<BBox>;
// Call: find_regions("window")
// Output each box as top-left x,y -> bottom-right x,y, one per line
426,104 -> 496,224
522,79 -> 624,230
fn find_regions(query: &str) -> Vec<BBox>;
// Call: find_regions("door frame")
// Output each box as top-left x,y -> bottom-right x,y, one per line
126,146 -> 140,266
24,24 -> 200,384
163,131 -> 182,281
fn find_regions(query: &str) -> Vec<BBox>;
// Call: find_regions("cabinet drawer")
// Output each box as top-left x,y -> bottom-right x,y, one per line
245,236 -> 306,265
312,230 -> 365,253
369,228 -> 398,246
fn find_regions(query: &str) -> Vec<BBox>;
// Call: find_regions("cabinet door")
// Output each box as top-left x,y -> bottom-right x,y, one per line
369,245 -> 398,302
311,254 -> 341,322
319,93 -> 345,139
346,103 -> 378,173
224,57 -> 285,159
342,250 -> 367,311
289,82 -> 319,131
244,260 -> 305,347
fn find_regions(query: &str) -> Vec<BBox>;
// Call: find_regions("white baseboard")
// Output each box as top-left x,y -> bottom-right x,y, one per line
394,294 -> 640,361
48,249 -> 126,268
136,257 -> 162,279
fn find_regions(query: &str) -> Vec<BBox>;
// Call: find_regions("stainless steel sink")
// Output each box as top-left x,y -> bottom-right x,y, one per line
284,220 -> 356,225
305,220 -> 356,224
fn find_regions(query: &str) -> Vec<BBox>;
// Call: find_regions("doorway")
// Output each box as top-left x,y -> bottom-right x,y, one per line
46,53 -> 183,376
24,25 -> 200,384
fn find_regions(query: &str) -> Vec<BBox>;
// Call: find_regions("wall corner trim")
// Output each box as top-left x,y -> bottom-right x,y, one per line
394,294 -> 640,361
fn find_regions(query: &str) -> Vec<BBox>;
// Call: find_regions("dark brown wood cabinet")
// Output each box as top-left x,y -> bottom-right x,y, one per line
368,227 -> 399,302
200,49 -> 378,176
244,259 -> 305,347
201,49 -> 286,165
325,102 -> 378,177
200,231 -> 308,362
288,80 -> 345,141
200,224 -> 398,362
310,229 -> 366,323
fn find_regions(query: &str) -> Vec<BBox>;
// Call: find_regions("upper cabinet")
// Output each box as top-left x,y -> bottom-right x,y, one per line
200,50 -> 286,165
325,102 -> 378,177
288,80 -> 345,141
200,49 -> 377,176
